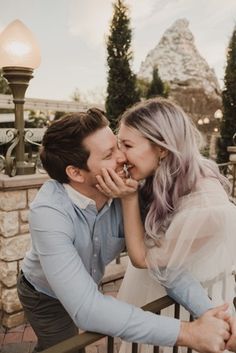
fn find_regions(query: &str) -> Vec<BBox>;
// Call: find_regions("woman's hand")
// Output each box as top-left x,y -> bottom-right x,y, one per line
96,168 -> 138,199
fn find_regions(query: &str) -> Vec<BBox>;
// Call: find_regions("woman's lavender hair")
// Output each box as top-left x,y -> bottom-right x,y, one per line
120,97 -> 231,239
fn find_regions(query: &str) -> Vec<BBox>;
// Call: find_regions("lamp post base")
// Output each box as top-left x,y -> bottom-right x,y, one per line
16,161 -> 36,175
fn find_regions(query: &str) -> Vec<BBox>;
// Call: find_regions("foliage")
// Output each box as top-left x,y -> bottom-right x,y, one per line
105,0 -> 140,131
146,66 -> 169,99
217,27 -> 236,163
27,110 -> 49,128
0,69 -> 11,95
136,78 -> 150,99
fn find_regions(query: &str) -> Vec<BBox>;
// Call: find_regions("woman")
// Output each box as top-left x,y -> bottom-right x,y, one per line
96,98 -> 236,353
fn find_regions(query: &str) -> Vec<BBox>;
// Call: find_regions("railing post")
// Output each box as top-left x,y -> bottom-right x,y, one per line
227,146 -> 236,197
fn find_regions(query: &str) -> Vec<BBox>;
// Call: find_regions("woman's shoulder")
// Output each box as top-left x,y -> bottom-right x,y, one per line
177,177 -> 229,211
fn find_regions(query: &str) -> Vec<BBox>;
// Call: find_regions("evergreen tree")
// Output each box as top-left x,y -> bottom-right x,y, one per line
217,28 -> 236,163
146,66 -> 168,99
136,78 -> 150,99
106,0 -> 140,131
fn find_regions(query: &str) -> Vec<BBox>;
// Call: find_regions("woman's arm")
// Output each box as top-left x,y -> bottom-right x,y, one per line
96,168 -> 146,268
121,194 -> 146,268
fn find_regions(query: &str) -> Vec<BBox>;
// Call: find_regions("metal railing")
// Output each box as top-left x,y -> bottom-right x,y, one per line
218,162 -> 236,198
0,127 -> 46,175
40,296 -> 192,353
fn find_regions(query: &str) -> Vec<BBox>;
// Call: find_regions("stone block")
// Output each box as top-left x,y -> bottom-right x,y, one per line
0,191 -> 27,211
20,223 -> 30,234
27,188 -> 39,205
2,287 -> 22,313
2,311 -> 26,329
0,211 -> 19,237
0,261 -> 17,287
0,234 -> 31,261
20,210 -> 29,223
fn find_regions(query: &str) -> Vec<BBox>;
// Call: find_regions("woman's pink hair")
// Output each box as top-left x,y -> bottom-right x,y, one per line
120,97 -> 231,239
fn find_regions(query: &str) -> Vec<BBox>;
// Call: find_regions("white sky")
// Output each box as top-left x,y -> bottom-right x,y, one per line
0,0 -> 235,101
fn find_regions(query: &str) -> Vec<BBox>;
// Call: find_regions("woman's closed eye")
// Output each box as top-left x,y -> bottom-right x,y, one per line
119,141 -> 132,149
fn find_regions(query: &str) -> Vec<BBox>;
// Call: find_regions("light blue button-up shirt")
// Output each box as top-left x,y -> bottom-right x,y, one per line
22,180 -> 213,347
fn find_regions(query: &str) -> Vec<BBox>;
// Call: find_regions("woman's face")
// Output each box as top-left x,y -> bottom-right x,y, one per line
118,122 -> 163,181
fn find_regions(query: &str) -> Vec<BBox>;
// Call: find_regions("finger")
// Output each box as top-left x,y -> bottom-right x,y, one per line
219,341 -> 226,352
216,310 -> 231,322
96,183 -> 111,196
101,169 -> 121,191
226,336 -> 236,351
223,329 -> 231,341
96,184 -> 108,195
96,175 -> 114,195
106,168 -> 126,187
208,303 -> 229,316
125,178 -> 139,189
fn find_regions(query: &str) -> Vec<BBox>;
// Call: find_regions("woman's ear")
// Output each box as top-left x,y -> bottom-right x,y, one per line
65,165 -> 85,183
157,146 -> 168,160
160,147 -> 168,159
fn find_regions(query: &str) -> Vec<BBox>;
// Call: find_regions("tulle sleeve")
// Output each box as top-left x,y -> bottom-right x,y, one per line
146,178 -> 236,288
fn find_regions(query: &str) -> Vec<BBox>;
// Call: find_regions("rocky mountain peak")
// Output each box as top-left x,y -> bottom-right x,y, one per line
138,18 -> 221,96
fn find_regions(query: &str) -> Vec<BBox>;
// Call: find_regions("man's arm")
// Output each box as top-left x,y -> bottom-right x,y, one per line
29,206 -> 180,347
164,269 -> 214,317
29,206 -> 230,352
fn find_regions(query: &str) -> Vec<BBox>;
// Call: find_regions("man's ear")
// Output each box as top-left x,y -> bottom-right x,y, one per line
65,165 -> 85,183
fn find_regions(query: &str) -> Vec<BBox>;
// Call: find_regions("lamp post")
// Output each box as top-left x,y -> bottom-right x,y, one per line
213,109 -> 223,133
0,19 -> 41,175
197,117 -> 210,132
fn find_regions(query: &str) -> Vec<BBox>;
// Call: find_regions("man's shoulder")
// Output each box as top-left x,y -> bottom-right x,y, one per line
31,179 -> 71,212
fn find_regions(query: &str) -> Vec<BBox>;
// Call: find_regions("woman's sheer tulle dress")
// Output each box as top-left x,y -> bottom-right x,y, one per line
118,177 -> 236,353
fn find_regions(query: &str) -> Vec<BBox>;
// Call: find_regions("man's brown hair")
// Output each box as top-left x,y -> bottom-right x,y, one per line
40,108 -> 109,183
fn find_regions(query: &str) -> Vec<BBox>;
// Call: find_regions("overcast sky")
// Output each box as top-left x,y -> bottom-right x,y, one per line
0,0 -> 235,101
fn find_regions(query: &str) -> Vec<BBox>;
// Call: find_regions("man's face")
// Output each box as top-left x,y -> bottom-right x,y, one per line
81,126 -> 126,187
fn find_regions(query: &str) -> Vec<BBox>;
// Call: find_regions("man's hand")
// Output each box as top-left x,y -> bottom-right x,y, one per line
214,304 -> 236,352
177,304 -> 230,353
226,317 -> 236,352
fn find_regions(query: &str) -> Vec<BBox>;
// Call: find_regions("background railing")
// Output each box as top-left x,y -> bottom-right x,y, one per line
218,162 -> 236,198
41,296 -> 191,353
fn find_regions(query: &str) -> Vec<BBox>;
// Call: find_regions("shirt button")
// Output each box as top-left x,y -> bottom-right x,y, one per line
94,237 -> 98,241
94,253 -> 97,258
93,269 -> 96,273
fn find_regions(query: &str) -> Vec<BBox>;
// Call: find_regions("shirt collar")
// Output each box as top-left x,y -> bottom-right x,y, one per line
63,183 -> 112,209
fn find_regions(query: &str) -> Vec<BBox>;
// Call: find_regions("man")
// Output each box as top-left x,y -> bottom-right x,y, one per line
17,108 -> 233,352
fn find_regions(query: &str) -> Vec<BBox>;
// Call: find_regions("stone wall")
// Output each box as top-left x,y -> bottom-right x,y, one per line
0,173 -> 48,328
